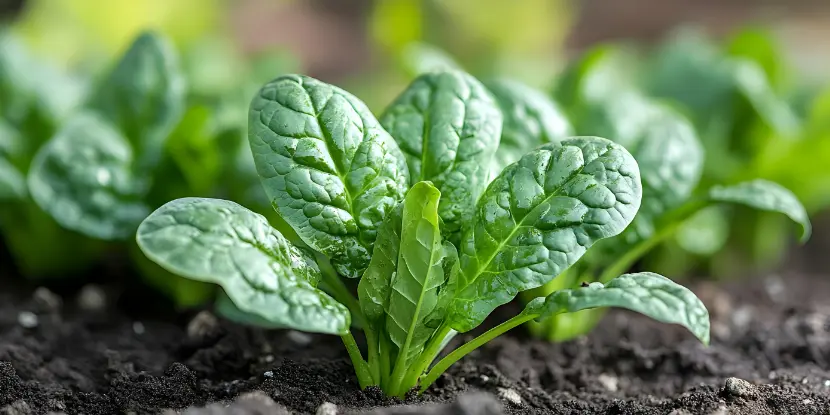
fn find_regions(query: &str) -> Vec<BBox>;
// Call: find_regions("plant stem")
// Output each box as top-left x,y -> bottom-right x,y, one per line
419,314 -> 537,393
365,328 -> 381,385
321,266 -> 368,329
341,332 -> 374,389
400,324 -> 452,393
598,199 -> 706,283
379,334 -> 393,391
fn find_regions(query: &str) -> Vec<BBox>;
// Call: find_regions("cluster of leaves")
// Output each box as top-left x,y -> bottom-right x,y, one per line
137,69 -> 717,397
0,29 -> 295,305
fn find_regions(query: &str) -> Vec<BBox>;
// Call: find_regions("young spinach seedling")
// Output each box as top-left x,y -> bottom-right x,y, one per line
137,70 -> 711,397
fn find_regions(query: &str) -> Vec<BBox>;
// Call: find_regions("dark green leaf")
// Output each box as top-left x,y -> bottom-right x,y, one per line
385,182 -> 445,355
448,136 -> 642,332
485,78 -> 572,175
709,179 -> 811,243
249,74 -> 409,278
136,197 -> 347,334
87,31 -> 185,168
380,70 -> 502,240
28,113 -> 150,239
522,272 -> 710,344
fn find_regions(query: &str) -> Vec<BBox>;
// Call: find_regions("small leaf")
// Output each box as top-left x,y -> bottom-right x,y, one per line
709,179 -> 811,243
385,182 -> 446,356
358,203 -> 403,323
28,113 -> 150,239
249,74 -> 409,278
381,70 -> 502,240
485,78 -> 572,175
87,31 -> 185,168
447,136 -> 643,332
522,272 -> 710,345
136,197 -> 347,334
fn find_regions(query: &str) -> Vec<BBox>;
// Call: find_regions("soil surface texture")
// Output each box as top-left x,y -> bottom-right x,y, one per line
1,265 -> 829,414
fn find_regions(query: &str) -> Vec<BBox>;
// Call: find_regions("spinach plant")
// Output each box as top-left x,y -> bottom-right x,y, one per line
137,69 -> 712,397
520,50 -> 812,341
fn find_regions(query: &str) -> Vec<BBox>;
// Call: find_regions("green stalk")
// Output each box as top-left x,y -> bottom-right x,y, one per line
419,314 -> 537,393
320,266 -> 368,329
379,334 -> 393,391
365,328 -> 382,385
341,332 -> 374,389
400,324 -> 452,393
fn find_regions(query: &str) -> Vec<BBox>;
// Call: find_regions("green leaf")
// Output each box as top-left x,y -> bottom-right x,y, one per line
584,95 -> 703,259
214,289 -> 285,329
87,31 -> 185,168
448,136 -> 643,332
380,70 -> 502,240
136,197 -> 348,335
385,182 -> 446,356
553,44 -> 638,112
485,78 -> 572,175
709,179 -> 811,243
0,158 -> 25,200
358,203 -> 403,323
522,272 -> 710,345
27,113 -> 150,239
400,42 -> 462,77
248,74 -> 409,278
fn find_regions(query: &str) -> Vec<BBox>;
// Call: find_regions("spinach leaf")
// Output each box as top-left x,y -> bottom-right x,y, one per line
358,203 -> 403,323
447,136 -> 642,332
485,78 -> 572,175
522,272 -> 710,344
709,179 -> 811,242
380,70 -> 502,241
385,182 -> 446,357
87,31 -> 185,169
28,113 -> 150,239
136,197 -> 347,334
0,121 -> 24,200
249,74 -> 409,278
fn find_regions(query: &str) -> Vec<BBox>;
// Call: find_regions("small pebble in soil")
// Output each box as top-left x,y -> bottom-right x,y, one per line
708,407 -> 729,415
824,380 -> 830,387
263,371 -> 274,378
17,311 -> 38,329
597,373 -> 619,392
32,287 -> 62,312
132,322 -> 145,335
77,285 -> 106,311
287,330 -> 312,345
668,410 -> 692,415
723,377 -> 757,399
1,399 -> 32,415
497,387 -> 522,406
187,310 -> 220,340
803,399 -> 813,405
315,402 -> 337,415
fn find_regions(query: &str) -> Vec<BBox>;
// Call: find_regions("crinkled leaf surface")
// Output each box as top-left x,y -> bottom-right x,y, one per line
709,179 -> 811,243
87,31 -> 185,168
523,272 -> 710,344
385,182 -> 445,356
380,70 -> 502,240
249,74 -> 409,278
136,197 -> 348,334
485,78 -> 573,175
582,94 -> 703,259
28,113 -> 150,239
447,136 -> 642,332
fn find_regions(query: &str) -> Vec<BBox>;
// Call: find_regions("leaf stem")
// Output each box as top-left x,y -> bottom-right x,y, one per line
365,328 -> 381,385
598,199 -> 706,283
321,266 -> 367,329
419,314 -> 537,393
341,332 -> 374,389
400,324 -> 452,393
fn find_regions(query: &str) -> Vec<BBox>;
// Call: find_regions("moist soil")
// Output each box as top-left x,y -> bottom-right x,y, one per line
1,259 -> 829,415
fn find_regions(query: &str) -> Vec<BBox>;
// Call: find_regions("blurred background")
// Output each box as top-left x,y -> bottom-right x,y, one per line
2,0 -> 829,292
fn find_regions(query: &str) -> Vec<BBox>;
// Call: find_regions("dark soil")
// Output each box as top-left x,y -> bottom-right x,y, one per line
1,264 -> 830,414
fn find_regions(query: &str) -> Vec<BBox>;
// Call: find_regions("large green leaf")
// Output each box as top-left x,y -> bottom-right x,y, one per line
87,31 -> 185,168
485,78 -> 572,175
583,94 -> 704,259
709,179 -> 811,243
523,272 -> 710,344
380,70 -> 502,240
136,197 -> 347,334
28,113 -> 150,239
447,136 -> 642,332
249,74 -> 409,278
385,182 -> 446,356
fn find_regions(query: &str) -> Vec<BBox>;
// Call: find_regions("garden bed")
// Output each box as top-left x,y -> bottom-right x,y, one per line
1,265 -> 829,415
